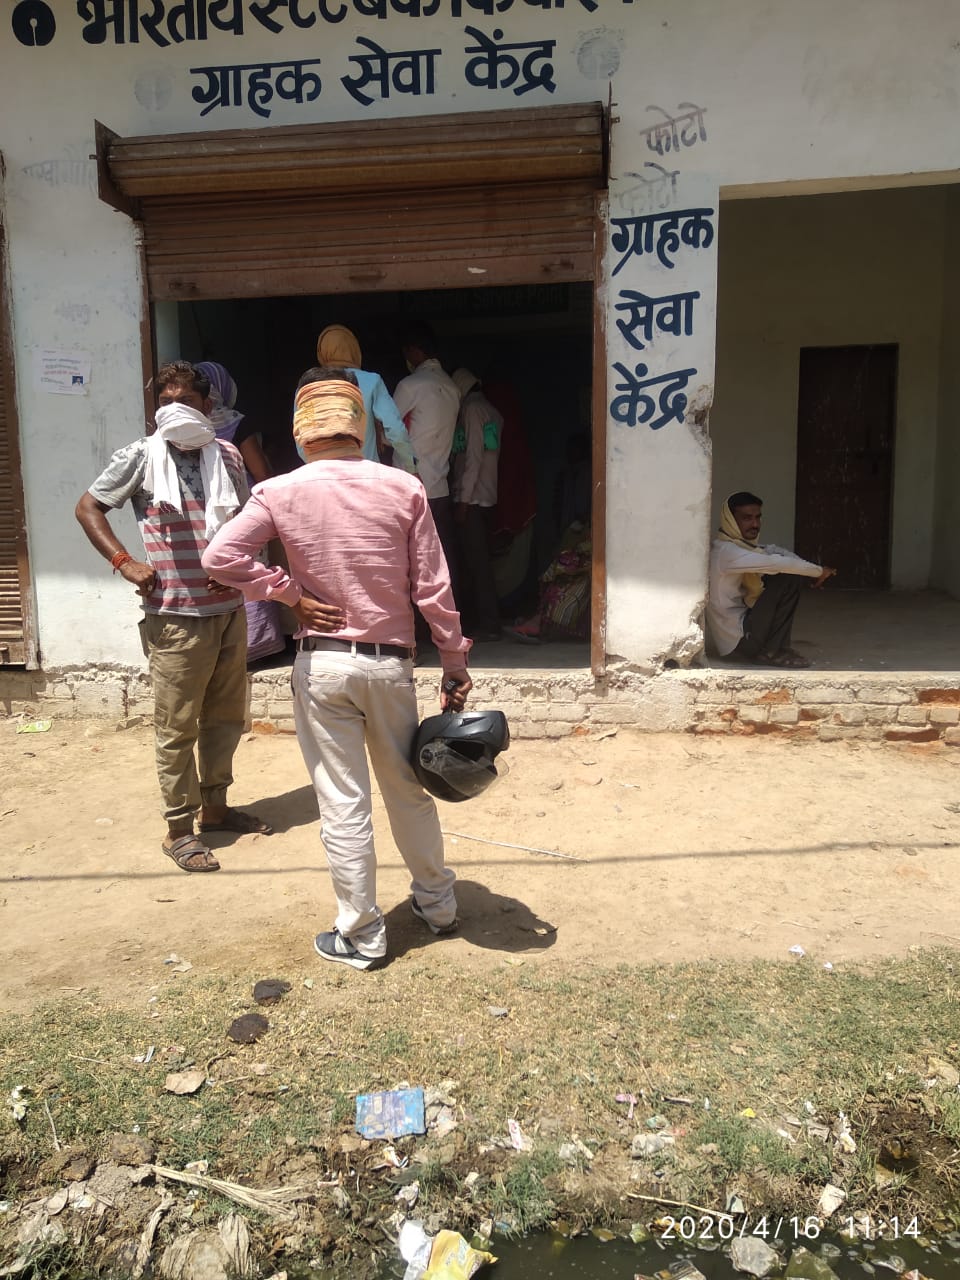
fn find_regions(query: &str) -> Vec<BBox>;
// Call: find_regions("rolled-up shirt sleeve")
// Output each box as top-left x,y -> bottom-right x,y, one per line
201,491 -> 302,605
725,544 -> 822,576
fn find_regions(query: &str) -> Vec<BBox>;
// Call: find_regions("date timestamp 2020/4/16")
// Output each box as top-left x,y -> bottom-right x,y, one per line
659,1215 -> 921,1243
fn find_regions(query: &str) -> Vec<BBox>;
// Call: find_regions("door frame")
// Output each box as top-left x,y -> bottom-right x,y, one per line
135,232 -> 610,676
590,190 -> 608,676
0,219 -> 38,668
139,271 -> 609,676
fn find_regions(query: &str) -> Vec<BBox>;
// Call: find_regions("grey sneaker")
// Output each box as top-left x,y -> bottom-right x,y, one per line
411,898 -> 459,936
314,929 -> 383,971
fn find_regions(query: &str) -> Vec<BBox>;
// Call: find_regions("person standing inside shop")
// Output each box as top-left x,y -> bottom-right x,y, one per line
316,324 -> 418,474
450,368 -> 503,642
195,360 -> 285,665
393,321 -> 461,605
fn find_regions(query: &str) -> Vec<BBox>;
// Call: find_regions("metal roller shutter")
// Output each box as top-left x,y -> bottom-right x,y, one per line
142,178 -> 599,299
98,103 -> 606,300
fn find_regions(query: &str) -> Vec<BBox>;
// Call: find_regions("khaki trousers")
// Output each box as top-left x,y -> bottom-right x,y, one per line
141,609 -> 248,829
292,649 -> 456,959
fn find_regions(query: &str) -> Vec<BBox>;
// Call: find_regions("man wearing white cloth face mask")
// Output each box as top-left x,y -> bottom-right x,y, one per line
76,361 -> 345,873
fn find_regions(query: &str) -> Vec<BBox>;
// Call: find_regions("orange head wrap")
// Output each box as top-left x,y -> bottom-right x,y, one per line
293,379 -> 366,452
316,324 -> 362,369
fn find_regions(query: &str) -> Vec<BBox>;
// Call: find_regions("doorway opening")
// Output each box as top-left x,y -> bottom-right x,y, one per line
709,183 -> 958,672
170,280 -> 595,671
98,102 -> 608,671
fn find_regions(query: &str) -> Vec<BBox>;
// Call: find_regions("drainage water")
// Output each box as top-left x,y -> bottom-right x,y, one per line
461,1231 -> 960,1280
367,1231 -> 960,1280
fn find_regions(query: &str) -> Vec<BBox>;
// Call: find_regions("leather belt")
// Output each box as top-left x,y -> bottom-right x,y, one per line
297,636 -> 413,660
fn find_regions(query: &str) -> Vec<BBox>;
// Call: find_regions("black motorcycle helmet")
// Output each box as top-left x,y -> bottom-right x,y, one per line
412,709 -> 510,803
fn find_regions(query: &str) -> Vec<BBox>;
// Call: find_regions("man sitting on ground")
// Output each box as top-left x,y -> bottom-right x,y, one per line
706,491 -> 836,669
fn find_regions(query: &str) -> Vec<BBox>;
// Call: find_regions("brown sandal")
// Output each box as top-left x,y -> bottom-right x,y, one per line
163,834 -> 221,873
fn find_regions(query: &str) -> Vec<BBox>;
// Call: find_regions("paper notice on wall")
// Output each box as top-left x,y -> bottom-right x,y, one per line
35,348 -> 92,395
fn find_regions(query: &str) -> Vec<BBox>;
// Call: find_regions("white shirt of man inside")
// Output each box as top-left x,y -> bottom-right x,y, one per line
392,356 -> 460,501
707,498 -> 825,656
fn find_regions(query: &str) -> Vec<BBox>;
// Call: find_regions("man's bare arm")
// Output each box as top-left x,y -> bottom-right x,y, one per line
75,492 -> 157,596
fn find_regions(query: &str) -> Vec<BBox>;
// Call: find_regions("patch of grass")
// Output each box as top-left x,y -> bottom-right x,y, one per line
374,1027 -> 412,1059
412,1156 -> 451,1212
491,1152 -> 560,1234
937,1092 -> 960,1144
692,1113 -> 804,1177
5,1238 -> 104,1280
2,951 -> 960,1272
330,1089 -> 355,1128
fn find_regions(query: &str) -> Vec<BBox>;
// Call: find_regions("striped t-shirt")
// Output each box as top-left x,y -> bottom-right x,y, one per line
88,437 -> 249,617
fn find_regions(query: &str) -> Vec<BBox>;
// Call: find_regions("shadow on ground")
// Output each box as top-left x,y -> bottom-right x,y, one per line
381,878 -> 558,965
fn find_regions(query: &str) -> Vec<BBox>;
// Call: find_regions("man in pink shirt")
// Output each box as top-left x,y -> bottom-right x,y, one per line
203,367 -> 473,971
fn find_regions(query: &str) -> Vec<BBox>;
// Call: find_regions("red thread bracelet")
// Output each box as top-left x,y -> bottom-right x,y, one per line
110,551 -> 133,573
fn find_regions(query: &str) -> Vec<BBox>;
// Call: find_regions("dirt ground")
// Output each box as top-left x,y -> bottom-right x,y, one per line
2,720 -> 960,1010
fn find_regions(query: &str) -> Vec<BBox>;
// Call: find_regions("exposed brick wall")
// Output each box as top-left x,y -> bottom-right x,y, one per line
689,675 -> 960,744
3,664 -> 960,747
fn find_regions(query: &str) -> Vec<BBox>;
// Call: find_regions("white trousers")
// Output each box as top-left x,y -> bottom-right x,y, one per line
292,649 -> 457,958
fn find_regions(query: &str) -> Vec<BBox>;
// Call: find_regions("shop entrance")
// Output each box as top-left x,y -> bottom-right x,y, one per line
96,102 -> 608,670
172,280 -> 594,669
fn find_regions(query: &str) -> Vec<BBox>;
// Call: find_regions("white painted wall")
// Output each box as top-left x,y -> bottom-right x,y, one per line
604,172 -> 717,665
1,164 -> 147,667
3,1 -> 960,666
711,187 -> 947,589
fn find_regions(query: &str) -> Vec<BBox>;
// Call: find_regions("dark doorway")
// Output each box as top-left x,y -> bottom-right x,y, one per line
795,344 -> 897,589
172,283 -> 595,669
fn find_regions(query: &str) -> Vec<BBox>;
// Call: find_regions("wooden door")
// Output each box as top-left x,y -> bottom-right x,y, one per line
795,344 -> 897,589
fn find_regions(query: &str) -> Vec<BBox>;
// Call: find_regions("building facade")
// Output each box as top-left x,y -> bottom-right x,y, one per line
1,0 -> 958,685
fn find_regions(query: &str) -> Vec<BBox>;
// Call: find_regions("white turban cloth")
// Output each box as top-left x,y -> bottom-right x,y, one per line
146,402 -> 240,542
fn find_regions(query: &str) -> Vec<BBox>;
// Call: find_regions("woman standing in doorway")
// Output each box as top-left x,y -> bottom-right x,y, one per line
196,361 -> 285,665
315,325 -> 418,475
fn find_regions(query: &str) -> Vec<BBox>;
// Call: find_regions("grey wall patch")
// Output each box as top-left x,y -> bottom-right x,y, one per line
22,156 -> 96,191
574,29 -> 624,81
55,303 -> 93,325
135,71 -> 173,112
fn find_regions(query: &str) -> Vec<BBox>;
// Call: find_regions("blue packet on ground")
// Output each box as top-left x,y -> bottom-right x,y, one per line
356,1087 -> 426,1139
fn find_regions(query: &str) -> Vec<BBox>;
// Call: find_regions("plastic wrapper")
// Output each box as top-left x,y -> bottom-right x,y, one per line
400,1222 -> 496,1280
356,1087 -> 425,1139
